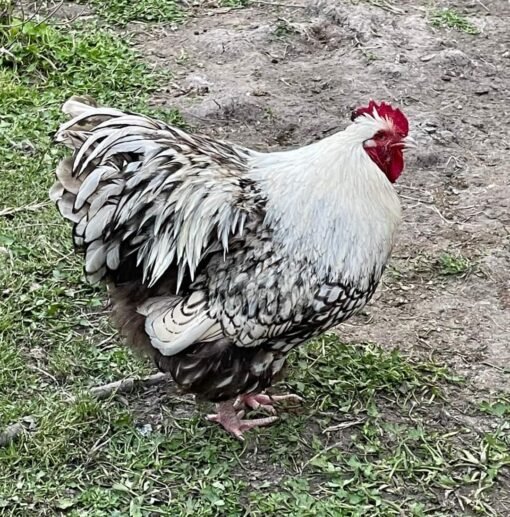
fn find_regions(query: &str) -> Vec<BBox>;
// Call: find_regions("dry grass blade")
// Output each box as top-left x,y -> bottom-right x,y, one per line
251,1 -> 306,7
322,418 -> 366,433
369,0 -> 404,15
0,202 -> 48,218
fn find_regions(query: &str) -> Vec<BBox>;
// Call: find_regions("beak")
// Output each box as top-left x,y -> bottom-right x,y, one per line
403,135 -> 417,150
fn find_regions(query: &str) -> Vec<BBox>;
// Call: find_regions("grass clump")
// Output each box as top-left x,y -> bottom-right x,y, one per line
431,8 -> 480,35
221,0 -> 251,7
274,19 -> 299,38
77,0 -> 185,25
438,251 -> 473,276
480,397 -> 510,418
389,250 -> 476,282
1,21 -> 156,92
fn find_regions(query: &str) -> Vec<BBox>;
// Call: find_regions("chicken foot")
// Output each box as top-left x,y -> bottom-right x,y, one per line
207,400 -> 277,440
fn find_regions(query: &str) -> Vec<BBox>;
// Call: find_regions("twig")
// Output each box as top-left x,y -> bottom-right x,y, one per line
475,0 -> 490,12
32,0 -> 64,30
84,372 -> 170,401
27,364 -> 58,384
251,0 -> 306,7
482,362 -> 510,373
42,6 -> 93,27
427,204 -> 454,225
323,418 -> 366,434
369,0 -> 404,15
399,194 -> 434,205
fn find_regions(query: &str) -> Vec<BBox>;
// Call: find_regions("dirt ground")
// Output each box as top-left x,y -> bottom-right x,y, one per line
133,0 -> 510,390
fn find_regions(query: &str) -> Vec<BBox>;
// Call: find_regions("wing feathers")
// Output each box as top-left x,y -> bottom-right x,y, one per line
143,294 -> 222,356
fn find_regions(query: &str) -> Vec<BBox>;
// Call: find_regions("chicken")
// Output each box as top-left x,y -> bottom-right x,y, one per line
50,96 -> 414,438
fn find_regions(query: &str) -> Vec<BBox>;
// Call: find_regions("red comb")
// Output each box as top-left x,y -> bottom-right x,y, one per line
351,100 -> 409,136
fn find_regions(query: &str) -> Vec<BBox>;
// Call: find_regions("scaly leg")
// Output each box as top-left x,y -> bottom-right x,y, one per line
207,400 -> 278,440
235,392 -> 304,414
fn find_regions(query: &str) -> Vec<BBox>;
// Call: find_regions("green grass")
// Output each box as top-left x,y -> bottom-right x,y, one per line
480,397 -> 510,418
221,0 -> 251,7
1,333 -> 509,515
274,19 -> 298,38
430,8 -> 480,35
76,0 -> 185,25
1,10 -> 509,517
437,252 -> 474,276
388,250 -> 476,282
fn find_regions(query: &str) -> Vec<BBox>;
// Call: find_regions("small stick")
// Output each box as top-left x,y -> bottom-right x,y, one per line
475,0 -> 490,12
323,418 -> 366,434
370,0 -> 404,15
87,372 -> 170,400
251,1 -> 306,8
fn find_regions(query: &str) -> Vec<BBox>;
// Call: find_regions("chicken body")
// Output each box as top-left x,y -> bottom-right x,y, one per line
51,97 -> 405,436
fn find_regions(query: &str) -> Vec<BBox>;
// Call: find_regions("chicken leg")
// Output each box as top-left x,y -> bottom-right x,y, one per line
207,392 -> 303,438
207,400 -> 278,439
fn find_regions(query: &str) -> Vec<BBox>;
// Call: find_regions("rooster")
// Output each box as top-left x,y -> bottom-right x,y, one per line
50,96 -> 414,438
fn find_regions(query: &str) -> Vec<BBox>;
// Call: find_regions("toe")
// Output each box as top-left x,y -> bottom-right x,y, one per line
259,404 -> 277,415
271,393 -> 304,404
239,416 -> 278,431
246,399 -> 261,411
252,394 -> 273,405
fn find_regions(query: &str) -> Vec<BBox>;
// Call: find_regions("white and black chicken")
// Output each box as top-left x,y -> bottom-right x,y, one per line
50,96 -> 414,438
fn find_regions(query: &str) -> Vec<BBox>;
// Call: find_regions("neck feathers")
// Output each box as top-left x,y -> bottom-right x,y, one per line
248,129 -> 401,289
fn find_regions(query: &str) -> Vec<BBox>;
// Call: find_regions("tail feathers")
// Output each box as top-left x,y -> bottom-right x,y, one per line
50,98 -> 124,282
55,95 -> 127,149
49,158 -> 87,224
51,95 -> 127,219
62,95 -> 101,117
50,153 -> 122,283
51,96 -> 165,285
50,157 -> 82,197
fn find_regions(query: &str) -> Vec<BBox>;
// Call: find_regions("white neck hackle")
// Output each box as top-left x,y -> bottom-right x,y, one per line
247,115 -> 402,290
